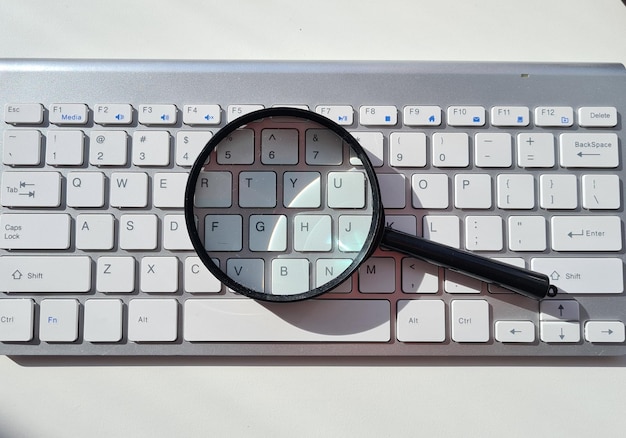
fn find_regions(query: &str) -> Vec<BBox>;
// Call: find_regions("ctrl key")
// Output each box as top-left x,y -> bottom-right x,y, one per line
0,299 -> 34,342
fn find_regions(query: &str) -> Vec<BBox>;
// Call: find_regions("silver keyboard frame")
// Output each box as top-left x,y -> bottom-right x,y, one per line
0,59 -> 625,356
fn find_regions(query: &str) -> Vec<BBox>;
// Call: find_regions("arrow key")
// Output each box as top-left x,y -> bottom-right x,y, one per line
540,300 -> 579,321
540,321 -> 581,343
495,320 -> 535,343
584,321 -> 625,343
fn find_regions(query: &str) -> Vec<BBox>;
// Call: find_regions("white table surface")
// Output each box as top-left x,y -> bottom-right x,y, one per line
1,1 -> 626,437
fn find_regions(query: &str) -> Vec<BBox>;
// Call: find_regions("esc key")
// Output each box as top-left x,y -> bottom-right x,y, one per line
4,103 -> 44,125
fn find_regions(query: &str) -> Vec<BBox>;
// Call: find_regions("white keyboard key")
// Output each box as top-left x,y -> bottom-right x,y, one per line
305,129 -> 343,165
271,259 -> 310,295
327,171 -> 365,208
250,215 -> 288,251
454,174 -> 492,209
39,299 -> 79,342
540,300 -> 580,321
184,256 -> 221,293
0,256 -> 91,293
0,171 -> 61,207
451,300 -> 490,342
584,321 -> 625,343
153,172 -> 188,208
4,103 -> 43,124
445,270 -> 482,294
83,299 -> 123,343
216,129 -> 254,164
550,216 -> 621,251
432,133 -> 469,167
423,215 -> 460,248
138,104 -> 177,125
540,174 -> 578,209
447,106 -> 485,126
359,105 -> 397,125
540,321 -> 580,343
283,172 -> 321,208
227,258 -> 264,292
66,172 -> 105,208
535,106 -> 574,127
315,105 -> 353,125
0,299 -> 34,342
389,132 -> 427,167
495,321 -> 535,343
183,104 -> 221,125
0,213 -> 70,249
531,257 -> 623,294
464,215 -> 503,251
261,129 -> 298,164
75,214 -> 115,250
163,215 -> 193,250
378,174 -> 406,209
507,216 -> 547,251
227,104 -> 264,122
119,214 -> 158,250
474,133 -> 512,167
293,215 -> 331,252
128,299 -> 178,342
110,172 -> 148,208
358,257 -> 395,293
132,131 -> 171,166
517,133 -> 555,167
93,103 -> 132,125
559,133 -> 619,168
193,171 -> 232,207
315,258 -> 353,292
490,106 -> 530,127
397,300 -> 445,342
204,215 -> 242,251
239,171 -> 277,207
411,174 -> 449,209
337,215 -> 371,252
401,258 -> 439,293
488,257 -> 526,294
385,215 -> 417,236
496,174 -> 535,209
578,107 -> 617,127
176,130 -> 213,167
46,130 -> 84,166
2,130 -> 41,165
402,105 -> 441,126
89,130 -> 128,166
349,132 -> 384,167
582,174 -> 620,210
96,256 -> 136,293
183,299 -> 390,342
141,257 -> 178,293
49,103 -> 88,125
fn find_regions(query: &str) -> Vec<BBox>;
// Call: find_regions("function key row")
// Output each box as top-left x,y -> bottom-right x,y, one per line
4,104 -> 618,128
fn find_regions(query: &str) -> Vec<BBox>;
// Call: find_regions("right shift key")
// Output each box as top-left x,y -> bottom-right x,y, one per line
559,133 -> 619,168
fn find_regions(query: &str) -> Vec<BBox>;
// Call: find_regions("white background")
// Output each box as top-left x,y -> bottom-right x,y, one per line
1,0 -> 626,437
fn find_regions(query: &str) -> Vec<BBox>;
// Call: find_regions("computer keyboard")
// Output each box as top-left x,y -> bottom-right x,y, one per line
0,59 -> 625,356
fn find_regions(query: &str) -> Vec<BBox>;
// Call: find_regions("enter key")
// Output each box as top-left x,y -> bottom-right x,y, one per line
550,216 -> 621,251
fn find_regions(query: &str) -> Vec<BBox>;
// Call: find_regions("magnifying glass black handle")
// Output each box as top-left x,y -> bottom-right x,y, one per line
380,227 -> 557,300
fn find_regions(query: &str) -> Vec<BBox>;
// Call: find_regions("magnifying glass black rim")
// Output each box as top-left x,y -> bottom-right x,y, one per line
184,107 -> 385,302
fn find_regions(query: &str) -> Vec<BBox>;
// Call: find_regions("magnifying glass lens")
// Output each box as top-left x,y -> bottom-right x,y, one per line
186,108 -> 382,302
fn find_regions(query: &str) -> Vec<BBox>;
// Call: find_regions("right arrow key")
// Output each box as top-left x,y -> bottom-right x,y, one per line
584,321 -> 625,343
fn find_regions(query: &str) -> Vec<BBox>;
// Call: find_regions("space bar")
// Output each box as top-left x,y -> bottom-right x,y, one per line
183,299 -> 391,342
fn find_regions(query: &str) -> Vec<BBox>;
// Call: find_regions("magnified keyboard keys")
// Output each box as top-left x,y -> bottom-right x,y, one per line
204,215 -> 242,251
283,172 -> 321,208
305,129 -> 343,165
261,129 -> 298,164
238,172 -> 277,207
327,172 -> 365,208
338,215 -> 372,252
271,259 -> 310,294
226,258 -> 264,292
183,299 -> 390,342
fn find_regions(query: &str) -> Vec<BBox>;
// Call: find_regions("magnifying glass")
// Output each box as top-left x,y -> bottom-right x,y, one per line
184,107 -> 557,302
